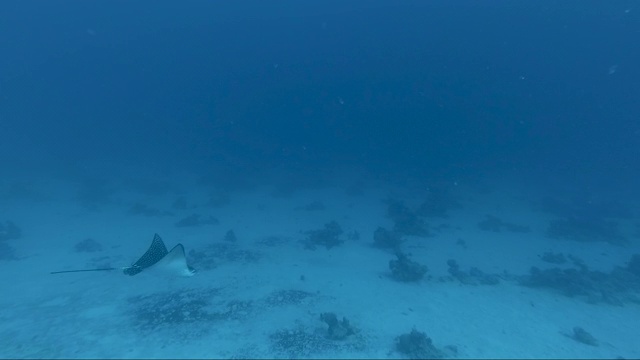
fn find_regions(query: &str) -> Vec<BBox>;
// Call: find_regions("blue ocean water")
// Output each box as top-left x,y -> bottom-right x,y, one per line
2,0 -> 637,185
0,1 -> 639,358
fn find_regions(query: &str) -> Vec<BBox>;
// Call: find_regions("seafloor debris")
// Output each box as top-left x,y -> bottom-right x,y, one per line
569,326 -> 598,346
303,221 -> 344,250
447,259 -> 500,285
270,323 -> 366,358
127,287 -> 252,339
385,199 -> 430,237
224,229 -> 237,242
519,254 -> 640,305
546,216 -> 627,245
395,328 -> 454,359
320,312 -> 355,340
265,289 -> 315,307
389,252 -> 428,282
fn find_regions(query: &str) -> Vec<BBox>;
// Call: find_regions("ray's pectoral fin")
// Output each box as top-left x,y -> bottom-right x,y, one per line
123,233 -> 168,276
150,244 -> 197,277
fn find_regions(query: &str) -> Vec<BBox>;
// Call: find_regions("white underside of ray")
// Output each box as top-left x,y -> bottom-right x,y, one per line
145,244 -> 195,277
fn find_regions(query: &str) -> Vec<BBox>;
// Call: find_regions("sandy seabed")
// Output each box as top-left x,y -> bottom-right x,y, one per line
0,173 -> 638,359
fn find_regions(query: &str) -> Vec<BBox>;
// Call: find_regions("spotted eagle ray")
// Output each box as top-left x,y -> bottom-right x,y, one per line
50,233 -> 196,277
